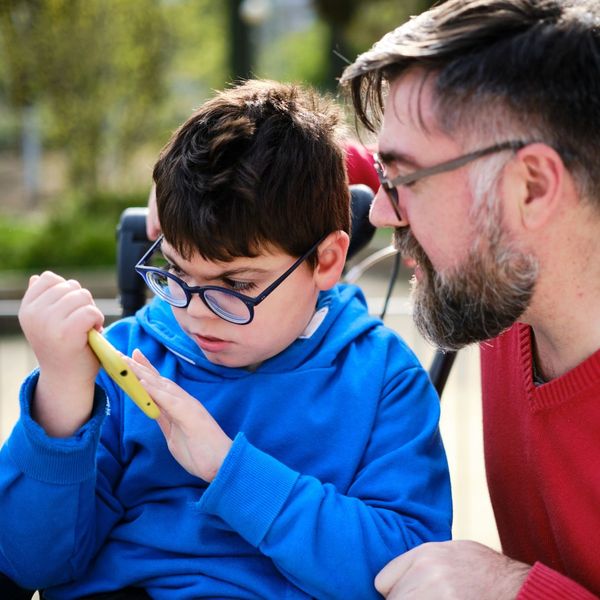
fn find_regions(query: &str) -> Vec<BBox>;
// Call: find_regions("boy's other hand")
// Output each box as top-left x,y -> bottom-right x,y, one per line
128,350 -> 233,482
18,271 -> 104,437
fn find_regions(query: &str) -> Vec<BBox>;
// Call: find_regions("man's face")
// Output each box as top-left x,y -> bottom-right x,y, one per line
372,71 -> 538,349
161,240 -> 321,368
394,206 -> 538,350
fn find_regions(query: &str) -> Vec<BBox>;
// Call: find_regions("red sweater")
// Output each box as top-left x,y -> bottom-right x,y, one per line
481,323 -> 600,599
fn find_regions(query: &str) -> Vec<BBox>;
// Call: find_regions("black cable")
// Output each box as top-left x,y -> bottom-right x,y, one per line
380,250 -> 401,320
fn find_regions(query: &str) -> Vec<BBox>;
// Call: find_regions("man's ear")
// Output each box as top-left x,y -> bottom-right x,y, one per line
313,231 -> 350,291
511,143 -> 566,230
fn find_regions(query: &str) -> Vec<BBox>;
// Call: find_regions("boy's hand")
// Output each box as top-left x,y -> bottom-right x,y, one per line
18,271 -> 104,437
127,350 -> 233,482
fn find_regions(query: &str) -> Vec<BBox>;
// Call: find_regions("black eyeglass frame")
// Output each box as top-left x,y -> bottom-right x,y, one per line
135,234 -> 327,325
373,140 -> 530,218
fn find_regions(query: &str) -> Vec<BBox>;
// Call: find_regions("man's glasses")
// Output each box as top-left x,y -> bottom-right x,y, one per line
135,235 -> 325,325
373,140 -> 529,218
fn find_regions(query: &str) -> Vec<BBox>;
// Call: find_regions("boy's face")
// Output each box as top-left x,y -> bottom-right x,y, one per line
161,240 -> 322,369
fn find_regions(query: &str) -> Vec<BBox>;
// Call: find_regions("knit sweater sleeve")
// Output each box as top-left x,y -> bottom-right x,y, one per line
518,563 -> 600,600
198,361 -> 452,599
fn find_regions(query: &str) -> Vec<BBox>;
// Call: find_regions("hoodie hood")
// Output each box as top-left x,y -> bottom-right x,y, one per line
134,284 -> 381,379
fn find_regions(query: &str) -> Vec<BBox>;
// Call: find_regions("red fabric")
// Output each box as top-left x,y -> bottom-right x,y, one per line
519,563 -> 598,600
344,140 -> 379,194
481,323 -> 600,599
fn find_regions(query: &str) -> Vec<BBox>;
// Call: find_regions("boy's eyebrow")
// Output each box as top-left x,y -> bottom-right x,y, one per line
162,246 -> 271,278
161,247 -> 186,271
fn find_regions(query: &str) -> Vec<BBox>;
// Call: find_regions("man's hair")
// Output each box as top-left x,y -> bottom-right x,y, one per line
341,0 -> 600,201
153,79 -> 350,266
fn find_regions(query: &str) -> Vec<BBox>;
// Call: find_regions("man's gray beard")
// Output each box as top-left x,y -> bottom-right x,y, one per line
394,225 -> 538,351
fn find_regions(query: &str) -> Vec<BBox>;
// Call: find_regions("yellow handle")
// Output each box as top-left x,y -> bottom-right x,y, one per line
88,329 -> 160,419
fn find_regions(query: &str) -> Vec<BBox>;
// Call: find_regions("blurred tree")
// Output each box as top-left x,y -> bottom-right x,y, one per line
313,0 -> 361,89
0,0 -> 44,204
0,0 -> 172,193
346,0 -> 437,55
0,0 -> 40,108
0,0 -> 438,201
229,0 -> 254,81
314,0 -> 437,89
160,1 -> 228,123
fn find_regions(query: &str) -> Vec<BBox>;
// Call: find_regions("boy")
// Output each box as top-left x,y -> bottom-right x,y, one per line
0,80 -> 451,599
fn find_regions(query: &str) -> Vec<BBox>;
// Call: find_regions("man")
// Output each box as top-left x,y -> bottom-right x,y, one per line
341,0 -> 600,598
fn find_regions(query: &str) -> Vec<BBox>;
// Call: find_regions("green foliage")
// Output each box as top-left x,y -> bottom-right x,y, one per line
0,215 -> 38,269
256,20 -> 329,87
0,0 -> 173,191
0,0 -> 235,194
0,190 -> 147,271
163,0 -> 228,97
347,0 -> 437,55
0,0 -> 439,278
0,109 -> 20,151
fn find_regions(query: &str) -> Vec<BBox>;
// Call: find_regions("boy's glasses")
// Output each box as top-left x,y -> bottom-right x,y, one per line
135,235 -> 325,325
372,140 -> 529,218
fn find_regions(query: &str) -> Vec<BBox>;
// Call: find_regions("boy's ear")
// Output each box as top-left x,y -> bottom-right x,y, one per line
313,231 -> 350,291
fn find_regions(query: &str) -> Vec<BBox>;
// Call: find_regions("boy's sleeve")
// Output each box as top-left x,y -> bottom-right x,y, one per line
198,359 -> 452,600
0,370 -> 124,590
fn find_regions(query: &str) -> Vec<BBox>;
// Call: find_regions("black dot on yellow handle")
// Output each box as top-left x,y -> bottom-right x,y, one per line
120,370 -> 128,376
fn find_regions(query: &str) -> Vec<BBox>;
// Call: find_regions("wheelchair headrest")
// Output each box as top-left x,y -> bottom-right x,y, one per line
347,184 -> 375,260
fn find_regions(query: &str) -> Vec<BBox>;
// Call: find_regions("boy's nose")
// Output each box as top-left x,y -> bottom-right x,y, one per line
369,187 -> 409,229
186,293 -> 216,319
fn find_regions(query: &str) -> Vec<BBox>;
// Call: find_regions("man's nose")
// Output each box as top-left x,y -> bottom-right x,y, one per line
369,186 -> 409,229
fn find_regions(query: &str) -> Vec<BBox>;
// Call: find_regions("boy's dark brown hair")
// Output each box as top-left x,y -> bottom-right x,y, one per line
153,79 -> 350,267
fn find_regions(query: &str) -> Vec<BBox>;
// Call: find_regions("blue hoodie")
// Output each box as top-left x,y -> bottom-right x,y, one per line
0,284 -> 451,599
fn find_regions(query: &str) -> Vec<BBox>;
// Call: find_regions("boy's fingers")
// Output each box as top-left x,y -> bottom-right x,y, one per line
23,274 -> 93,315
156,413 -> 172,438
63,304 -> 105,340
126,356 -> 200,423
125,355 -> 154,379
22,271 -> 62,303
138,375 -> 202,427
131,349 -> 159,374
138,379 -> 188,427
